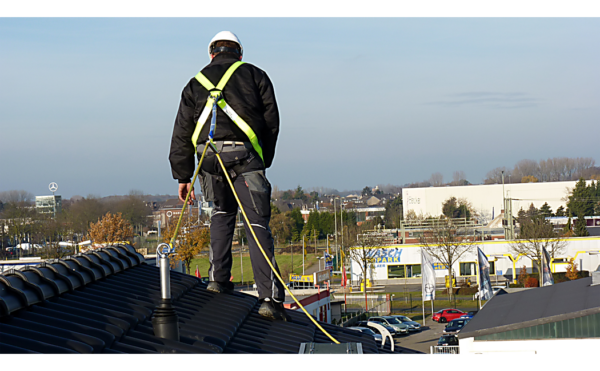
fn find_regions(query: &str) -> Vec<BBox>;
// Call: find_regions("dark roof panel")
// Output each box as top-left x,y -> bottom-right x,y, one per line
460,276 -> 600,338
0,244 -> 399,354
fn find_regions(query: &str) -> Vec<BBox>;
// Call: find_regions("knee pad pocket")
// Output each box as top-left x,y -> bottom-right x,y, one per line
243,170 -> 271,217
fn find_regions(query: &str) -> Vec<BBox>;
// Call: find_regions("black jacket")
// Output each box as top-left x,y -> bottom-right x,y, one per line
169,54 -> 280,183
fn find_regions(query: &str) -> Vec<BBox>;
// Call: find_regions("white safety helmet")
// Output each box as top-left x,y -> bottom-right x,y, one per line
208,31 -> 243,58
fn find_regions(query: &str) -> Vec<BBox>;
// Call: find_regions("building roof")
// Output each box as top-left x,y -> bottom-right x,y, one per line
459,275 -> 600,339
0,244 -> 397,354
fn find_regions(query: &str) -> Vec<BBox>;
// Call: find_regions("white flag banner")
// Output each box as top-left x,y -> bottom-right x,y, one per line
478,247 -> 493,301
421,248 -> 436,301
542,247 -> 554,286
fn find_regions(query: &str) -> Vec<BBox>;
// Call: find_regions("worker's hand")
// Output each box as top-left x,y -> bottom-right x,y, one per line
178,183 -> 196,205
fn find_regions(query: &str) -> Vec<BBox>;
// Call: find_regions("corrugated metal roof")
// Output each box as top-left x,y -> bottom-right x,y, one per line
0,244 -> 399,354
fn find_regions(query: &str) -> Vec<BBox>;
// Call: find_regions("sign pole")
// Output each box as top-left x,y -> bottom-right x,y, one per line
422,267 -> 426,326
477,252 -> 482,310
303,237 -> 305,275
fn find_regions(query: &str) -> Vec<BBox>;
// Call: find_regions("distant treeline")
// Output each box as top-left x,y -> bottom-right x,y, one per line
403,157 -> 599,189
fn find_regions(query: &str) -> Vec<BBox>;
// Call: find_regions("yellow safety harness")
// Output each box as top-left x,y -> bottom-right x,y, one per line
169,63 -> 340,344
191,61 -> 264,164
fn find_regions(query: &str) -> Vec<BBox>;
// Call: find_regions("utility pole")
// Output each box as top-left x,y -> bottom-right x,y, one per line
334,198 -> 338,270
502,171 -> 515,240
241,237 -> 244,285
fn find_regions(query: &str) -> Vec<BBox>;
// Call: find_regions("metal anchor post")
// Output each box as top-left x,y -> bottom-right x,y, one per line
151,243 -> 180,341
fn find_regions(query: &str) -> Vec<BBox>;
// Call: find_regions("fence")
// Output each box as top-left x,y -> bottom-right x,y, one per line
335,294 -> 392,327
430,346 -> 460,354
334,293 -> 391,313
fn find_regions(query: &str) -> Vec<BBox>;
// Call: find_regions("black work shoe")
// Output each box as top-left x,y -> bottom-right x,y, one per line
206,281 -> 233,294
258,298 -> 291,321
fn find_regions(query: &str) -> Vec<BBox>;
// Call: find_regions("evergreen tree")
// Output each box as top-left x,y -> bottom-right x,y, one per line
442,197 -> 458,218
567,178 -> 594,216
574,213 -> 589,236
384,196 -> 403,228
288,208 -> 305,238
539,202 -> 553,218
362,186 -> 372,197
293,186 -> 307,201
555,205 -> 566,217
563,216 -> 572,235
319,212 -> 334,237
305,210 -> 320,238
442,197 -> 471,220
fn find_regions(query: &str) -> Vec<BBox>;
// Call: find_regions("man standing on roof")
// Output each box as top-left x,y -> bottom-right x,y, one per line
169,31 -> 289,321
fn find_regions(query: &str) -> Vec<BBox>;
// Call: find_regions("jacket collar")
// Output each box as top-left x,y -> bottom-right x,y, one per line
209,53 -> 241,65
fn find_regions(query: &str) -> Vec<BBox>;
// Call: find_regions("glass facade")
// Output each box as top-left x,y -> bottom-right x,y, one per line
460,262 -> 476,276
388,264 -> 421,278
460,261 -> 496,276
475,312 -> 600,341
35,195 -> 62,214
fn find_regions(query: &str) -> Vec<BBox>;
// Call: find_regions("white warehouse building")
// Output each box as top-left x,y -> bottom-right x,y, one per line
402,180 -> 595,221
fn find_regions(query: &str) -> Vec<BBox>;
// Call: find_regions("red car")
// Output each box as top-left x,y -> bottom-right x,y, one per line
432,309 -> 465,323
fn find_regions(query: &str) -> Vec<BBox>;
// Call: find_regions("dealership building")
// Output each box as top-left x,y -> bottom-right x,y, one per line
349,237 -> 600,286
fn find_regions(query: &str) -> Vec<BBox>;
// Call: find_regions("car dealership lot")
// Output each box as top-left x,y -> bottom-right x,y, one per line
393,318 -> 449,354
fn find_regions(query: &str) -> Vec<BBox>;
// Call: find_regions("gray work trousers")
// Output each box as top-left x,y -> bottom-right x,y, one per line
200,148 -> 285,301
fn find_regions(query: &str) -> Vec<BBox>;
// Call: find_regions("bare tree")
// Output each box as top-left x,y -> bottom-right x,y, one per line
510,213 -> 566,280
347,228 -> 386,311
512,159 -> 539,183
0,190 -> 35,204
430,172 -> 444,187
565,158 -> 576,180
420,218 -> 475,299
452,170 -> 466,186
484,166 -> 511,184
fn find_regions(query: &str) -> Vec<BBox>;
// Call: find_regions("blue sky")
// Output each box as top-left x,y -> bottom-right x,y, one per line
1,17 -> 599,198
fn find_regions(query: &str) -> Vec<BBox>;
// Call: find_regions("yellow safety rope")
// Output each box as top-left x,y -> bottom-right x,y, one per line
212,152 -> 340,344
169,144 -> 211,248
168,141 -> 340,344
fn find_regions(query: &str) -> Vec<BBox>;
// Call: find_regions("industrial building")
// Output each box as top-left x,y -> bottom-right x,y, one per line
402,180 -> 595,221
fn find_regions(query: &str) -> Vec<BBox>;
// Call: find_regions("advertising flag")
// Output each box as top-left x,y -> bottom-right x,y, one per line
195,265 -> 201,278
477,247 -> 493,301
542,247 -> 554,286
421,249 -> 436,301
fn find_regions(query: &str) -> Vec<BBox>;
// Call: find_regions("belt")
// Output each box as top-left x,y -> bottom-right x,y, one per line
198,141 -> 253,152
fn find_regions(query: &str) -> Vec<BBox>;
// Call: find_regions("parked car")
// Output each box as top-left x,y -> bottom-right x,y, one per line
368,316 -> 410,335
437,334 -> 459,346
355,320 -> 397,337
432,309 -> 465,323
389,315 -> 422,331
459,311 -> 478,319
443,318 -> 470,334
346,326 -> 383,342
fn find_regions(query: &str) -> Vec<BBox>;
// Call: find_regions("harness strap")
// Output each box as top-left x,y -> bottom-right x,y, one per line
191,61 -> 264,163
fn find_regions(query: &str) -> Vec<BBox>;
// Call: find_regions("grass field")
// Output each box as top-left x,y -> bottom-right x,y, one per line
189,253 -> 320,285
